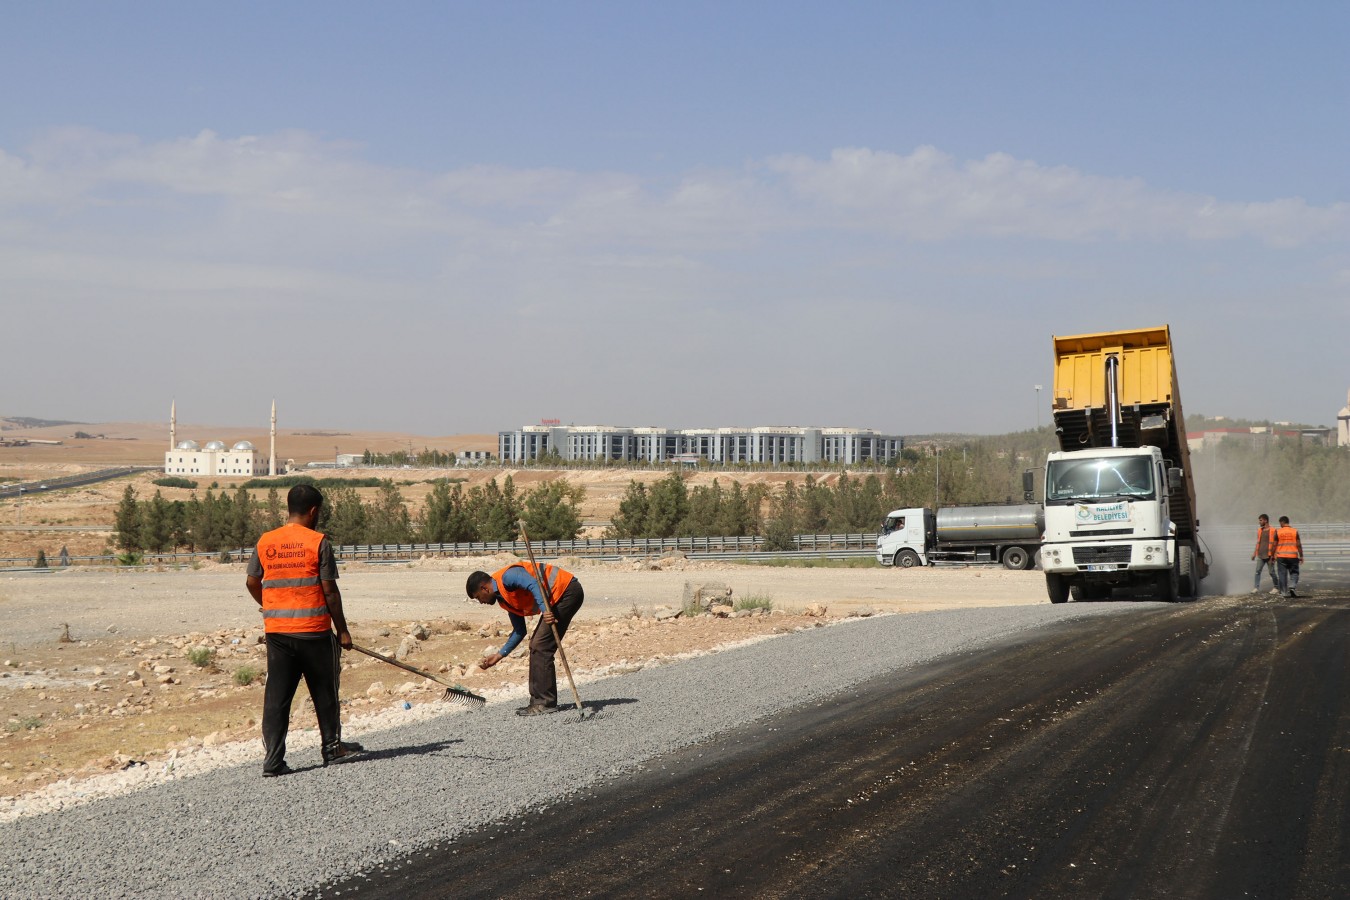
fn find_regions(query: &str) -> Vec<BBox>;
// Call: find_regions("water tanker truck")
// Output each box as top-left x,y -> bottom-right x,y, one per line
877,504 -> 1044,570
1039,325 -> 1208,602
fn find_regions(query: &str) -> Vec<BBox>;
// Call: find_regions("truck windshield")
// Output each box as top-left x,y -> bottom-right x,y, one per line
1046,456 -> 1155,502
882,516 -> 905,534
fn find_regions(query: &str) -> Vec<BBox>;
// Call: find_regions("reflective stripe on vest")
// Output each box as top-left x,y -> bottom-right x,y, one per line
491,562 -> 575,618
1273,526 -> 1300,559
256,524 -> 331,633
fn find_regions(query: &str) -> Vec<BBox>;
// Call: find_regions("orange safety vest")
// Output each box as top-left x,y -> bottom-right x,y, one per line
491,562 -> 575,618
1273,525 -> 1301,559
1255,524 -> 1274,558
256,524 -> 331,634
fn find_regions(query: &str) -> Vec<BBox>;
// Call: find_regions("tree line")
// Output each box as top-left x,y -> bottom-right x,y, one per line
112,476 -> 586,554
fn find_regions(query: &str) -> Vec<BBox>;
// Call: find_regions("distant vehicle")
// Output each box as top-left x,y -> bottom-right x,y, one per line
877,504 -> 1043,570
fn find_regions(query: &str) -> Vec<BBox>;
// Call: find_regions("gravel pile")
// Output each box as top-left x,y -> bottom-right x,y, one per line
0,602 -> 1138,898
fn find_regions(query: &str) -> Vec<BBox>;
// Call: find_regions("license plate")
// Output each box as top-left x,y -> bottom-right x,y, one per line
1085,564 -> 1114,572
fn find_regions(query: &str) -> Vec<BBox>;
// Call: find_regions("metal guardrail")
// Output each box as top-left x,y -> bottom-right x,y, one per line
6,526 -> 1350,571
0,532 -> 880,569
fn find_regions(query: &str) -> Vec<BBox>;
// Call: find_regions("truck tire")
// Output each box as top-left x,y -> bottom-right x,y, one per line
1045,573 -> 1069,604
1177,544 -> 1195,599
1001,546 -> 1031,570
1158,561 -> 1180,602
1070,583 -> 1110,601
893,549 -> 921,569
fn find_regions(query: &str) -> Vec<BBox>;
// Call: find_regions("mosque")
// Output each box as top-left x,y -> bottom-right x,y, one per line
164,401 -> 282,477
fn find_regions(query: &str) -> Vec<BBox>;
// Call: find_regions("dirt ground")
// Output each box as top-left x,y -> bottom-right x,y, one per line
0,421 -> 1043,801
0,558 -> 1048,798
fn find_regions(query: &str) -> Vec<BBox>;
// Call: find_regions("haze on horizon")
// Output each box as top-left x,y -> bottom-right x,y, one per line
3,3 -> 1348,436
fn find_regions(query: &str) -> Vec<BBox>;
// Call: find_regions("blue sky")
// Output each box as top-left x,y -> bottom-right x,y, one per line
3,2 -> 1348,435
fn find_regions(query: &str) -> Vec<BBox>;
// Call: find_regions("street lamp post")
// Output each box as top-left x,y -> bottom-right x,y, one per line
1035,385 -> 1043,431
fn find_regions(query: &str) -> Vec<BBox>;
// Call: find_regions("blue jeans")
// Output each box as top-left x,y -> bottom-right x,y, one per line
1276,558 -> 1300,594
1253,556 -> 1278,589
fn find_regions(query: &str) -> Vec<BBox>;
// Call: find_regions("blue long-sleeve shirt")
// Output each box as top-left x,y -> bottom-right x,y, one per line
496,566 -> 547,657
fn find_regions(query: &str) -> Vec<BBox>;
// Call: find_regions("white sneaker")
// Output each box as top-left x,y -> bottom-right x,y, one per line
1250,588 -> 1259,593
1269,588 -> 1280,595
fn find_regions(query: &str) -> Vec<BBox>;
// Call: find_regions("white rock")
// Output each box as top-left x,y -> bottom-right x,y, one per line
365,682 -> 386,697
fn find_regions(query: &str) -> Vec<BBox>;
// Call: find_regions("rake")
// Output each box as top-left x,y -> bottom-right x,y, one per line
350,642 -> 487,708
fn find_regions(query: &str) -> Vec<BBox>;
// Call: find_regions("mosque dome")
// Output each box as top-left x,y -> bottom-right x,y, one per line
175,440 -> 200,451
203,440 -> 227,451
231,440 -> 256,452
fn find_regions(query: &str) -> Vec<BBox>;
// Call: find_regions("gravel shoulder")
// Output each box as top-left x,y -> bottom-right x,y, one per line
0,597 -> 1136,900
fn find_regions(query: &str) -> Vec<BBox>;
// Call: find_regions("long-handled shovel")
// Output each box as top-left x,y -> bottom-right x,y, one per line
518,521 -> 587,718
351,642 -> 486,708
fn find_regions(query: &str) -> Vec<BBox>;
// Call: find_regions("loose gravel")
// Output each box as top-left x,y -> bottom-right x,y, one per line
0,601 -> 1144,899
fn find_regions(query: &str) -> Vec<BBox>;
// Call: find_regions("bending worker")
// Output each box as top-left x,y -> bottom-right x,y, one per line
467,561 -> 584,716
246,484 -> 362,776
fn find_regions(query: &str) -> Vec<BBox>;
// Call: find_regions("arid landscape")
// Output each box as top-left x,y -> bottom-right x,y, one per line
0,420 -> 1047,808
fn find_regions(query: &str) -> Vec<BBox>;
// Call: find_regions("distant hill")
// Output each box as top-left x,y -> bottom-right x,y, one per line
1,416 -> 85,431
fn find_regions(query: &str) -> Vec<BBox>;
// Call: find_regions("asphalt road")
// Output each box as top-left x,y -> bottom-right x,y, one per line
331,592 -> 1350,900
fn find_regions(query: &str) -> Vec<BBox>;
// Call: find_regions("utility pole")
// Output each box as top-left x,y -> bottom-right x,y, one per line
1035,384 -> 1043,430
934,446 -> 941,508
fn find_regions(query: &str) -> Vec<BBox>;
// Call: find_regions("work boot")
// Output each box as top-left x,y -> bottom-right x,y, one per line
1287,589 -> 1298,598
516,702 -> 557,717
262,762 -> 293,778
322,741 -> 366,766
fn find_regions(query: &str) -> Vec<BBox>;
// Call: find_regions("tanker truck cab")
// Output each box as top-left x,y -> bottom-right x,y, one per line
877,508 -> 932,568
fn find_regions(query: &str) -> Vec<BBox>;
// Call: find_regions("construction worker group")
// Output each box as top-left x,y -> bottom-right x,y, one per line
1252,513 -> 1304,598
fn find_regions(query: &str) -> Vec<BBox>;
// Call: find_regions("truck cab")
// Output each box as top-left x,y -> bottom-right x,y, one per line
877,508 -> 934,568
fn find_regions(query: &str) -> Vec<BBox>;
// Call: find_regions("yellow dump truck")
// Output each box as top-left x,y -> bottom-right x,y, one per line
1039,325 -> 1207,602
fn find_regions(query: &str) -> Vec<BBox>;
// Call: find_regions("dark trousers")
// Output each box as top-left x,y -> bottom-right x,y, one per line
263,632 -> 342,771
1277,558 -> 1301,594
528,579 -> 584,706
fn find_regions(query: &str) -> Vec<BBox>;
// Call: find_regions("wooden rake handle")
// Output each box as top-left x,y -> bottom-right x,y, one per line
518,522 -> 584,713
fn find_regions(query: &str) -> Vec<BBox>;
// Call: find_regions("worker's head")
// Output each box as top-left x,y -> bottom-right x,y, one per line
466,571 -> 497,604
287,484 -> 324,525
1258,514 -> 1269,525
1279,515 -> 1290,526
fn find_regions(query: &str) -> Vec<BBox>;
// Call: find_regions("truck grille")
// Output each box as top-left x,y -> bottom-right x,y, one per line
1072,545 -> 1131,565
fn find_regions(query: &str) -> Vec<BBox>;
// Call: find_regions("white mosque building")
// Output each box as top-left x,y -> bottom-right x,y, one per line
164,401 -> 281,477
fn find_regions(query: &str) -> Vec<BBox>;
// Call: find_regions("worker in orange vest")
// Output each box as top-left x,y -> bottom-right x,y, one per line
467,561 -> 585,716
246,484 -> 362,776
1270,515 -> 1304,598
1251,513 -> 1279,594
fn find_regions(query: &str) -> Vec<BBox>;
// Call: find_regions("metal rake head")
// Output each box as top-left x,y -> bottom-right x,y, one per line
440,684 -> 487,708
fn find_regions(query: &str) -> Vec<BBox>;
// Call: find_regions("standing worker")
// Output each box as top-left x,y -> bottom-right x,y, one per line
245,484 -> 362,776
1251,513 -> 1279,594
1271,515 -> 1304,599
467,561 -> 584,715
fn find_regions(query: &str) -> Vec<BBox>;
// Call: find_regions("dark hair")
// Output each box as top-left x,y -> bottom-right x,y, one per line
287,483 -> 324,515
466,571 -> 493,598
1278,515 -> 1290,525
1258,514 -> 1269,522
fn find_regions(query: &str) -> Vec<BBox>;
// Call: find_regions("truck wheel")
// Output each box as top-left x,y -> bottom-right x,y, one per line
1158,563 -> 1180,602
894,549 -> 921,569
1001,546 -> 1030,570
1045,573 -> 1069,604
1177,544 -> 1195,599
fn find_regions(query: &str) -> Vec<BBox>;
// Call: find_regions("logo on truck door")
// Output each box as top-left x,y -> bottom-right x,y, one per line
1075,502 -> 1131,524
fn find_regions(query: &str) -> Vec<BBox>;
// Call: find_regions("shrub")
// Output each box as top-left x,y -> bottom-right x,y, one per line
735,593 -> 774,612
233,665 -> 261,686
34,549 -> 48,568
153,476 -> 198,489
217,549 -> 233,564
5,716 -> 43,732
187,647 -> 216,668
116,551 -> 143,566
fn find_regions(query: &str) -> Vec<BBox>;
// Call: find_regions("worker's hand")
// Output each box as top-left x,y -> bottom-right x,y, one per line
478,652 -> 503,670
337,630 -> 353,651
542,607 -> 557,625
1250,553 -> 1256,560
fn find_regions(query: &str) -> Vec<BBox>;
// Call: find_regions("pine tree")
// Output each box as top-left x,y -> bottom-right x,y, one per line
366,481 -> 412,544
418,480 -> 477,543
264,487 -> 284,531
607,481 -> 650,538
521,480 -> 584,541
114,484 -> 142,552
141,490 -> 173,553
645,472 -> 689,538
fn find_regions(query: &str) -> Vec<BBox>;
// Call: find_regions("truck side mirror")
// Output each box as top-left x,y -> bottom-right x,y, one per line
1167,468 -> 1183,490
1022,469 -> 1035,502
